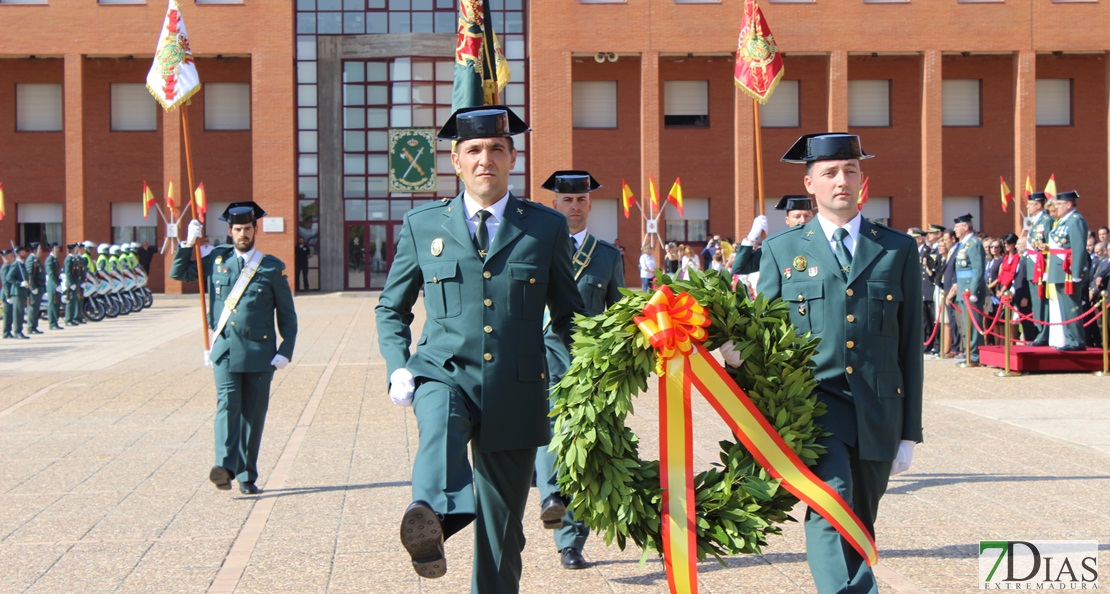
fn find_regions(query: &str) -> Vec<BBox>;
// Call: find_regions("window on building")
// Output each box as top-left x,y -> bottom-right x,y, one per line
16,84 -> 63,132
860,196 -> 891,227
0,0 -> 48,4
943,196 -> 981,229
16,203 -> 63,248
848,80 -> 890,127
664,198 -> 708,242
573,81 -> 618,128
204,83 -> 251,130
759,79 -> 799,127
111,203 -> 157,246
586,199 -> 620,244
664,81 -> 709,127
942,79 -> 980,126
1036,78 -> 1071,126
111,84 -> 157,131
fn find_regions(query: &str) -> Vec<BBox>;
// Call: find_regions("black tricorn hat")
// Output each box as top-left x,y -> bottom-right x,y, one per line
1056,190 -> 1080,202
954,213 -> 974,224
927,223 -> 947,233
219,201 -> 267,224
774,195 -> 814,211
781,133 -> 874,164
437,105 -> 530,141
67,243 -> 78,250
541,170 -> 602,194
908,227 -> 925,238
0,248 -> 11,255
1028,192 -> 1047,203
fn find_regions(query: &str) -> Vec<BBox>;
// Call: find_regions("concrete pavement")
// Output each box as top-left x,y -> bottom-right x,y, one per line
0,294 -> 1107,593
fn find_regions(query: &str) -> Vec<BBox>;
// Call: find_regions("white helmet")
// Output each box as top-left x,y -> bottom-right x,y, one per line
83,240 -> 95,249
128,242 -> 139,250
109,245 -> 120,255
98,243 -> 109,253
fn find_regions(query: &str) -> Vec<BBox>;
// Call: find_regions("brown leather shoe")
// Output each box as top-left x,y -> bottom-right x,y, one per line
400,501 -> 446,579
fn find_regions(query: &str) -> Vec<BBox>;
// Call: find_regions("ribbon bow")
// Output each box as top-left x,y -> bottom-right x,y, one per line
634,285 -> 710,360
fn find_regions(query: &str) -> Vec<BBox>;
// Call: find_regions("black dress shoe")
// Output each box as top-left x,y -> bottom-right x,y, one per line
1029,340 -> 1048,347
14,333 -> 29,339
50,325 -> 63,330
238,482 -> 262,495
560,547 -> 590,570
2,334 -> 12,339
209,466 -> 232,491
540,494 -> 566,529
1056,344 -> 1086,352
28,329 -> 43,334
400,500 -> 446,579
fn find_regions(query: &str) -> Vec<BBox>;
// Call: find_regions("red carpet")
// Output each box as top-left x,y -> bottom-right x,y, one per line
979,345 -> 1108,373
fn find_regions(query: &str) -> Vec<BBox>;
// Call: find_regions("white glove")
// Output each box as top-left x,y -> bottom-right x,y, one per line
969,294 -> 978,303
719,340 -> 743,368
889,440 -> 916,476
746,215 -> 769,243
61,295 -> 68,304
182,219 -> 204,248
70,285 -> 76,291
270,354 -> 289,370
389,368 -> 416,407
20,281 -> 29,288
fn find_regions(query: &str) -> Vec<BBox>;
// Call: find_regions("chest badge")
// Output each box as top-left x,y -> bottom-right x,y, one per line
793,256 -> 807,271
215,255 -> 223,265
431,238 -> 444,257
517,208 -> 524,215
782,267 -> 792,279
808,266 -> 819,277
805,230 -> 815,238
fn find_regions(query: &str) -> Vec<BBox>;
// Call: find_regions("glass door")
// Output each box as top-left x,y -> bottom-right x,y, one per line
345,223 -> 392,290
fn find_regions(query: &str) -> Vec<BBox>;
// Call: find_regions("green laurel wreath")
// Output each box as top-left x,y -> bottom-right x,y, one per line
550,270 -> 826,561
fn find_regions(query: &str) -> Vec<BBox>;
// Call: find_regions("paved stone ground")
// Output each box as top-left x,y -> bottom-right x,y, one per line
0,294 -> 1106,593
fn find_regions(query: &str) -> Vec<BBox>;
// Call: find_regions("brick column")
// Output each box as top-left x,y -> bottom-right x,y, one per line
63,54 -> 85,245
252,52 -> 296,274
161,93 -> 184,295
921,50 -> 943,228
528,50 -> 573,204
827,50 -> 848,132
734,86 -> 756,240
641,51 -> 661,260
1013,50 -> 1036,223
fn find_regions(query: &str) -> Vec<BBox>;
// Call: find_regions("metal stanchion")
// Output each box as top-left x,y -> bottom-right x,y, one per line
958,291 -> 974,368
1096,292 -> 1108,377
996,297 -> 1020,377
939,298 -> 949,358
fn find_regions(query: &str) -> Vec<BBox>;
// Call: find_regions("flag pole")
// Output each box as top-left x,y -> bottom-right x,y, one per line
180,104 -> 210,350
752,101 -> 766,217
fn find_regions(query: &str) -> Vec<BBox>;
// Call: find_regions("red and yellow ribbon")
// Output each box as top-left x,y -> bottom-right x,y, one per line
633,287 -> 878,594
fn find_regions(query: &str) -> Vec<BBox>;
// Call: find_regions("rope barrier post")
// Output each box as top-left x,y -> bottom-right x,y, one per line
995,296 -> 1020,377
959,291 -> 973,368
1097,291 -> 1108,377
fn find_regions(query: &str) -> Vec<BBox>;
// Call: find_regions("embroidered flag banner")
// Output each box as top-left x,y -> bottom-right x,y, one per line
146,0 -> 201,111
734,0 -> 785,104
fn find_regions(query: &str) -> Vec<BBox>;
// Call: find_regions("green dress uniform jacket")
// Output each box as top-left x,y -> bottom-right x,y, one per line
537,234 -> 623,553
954,234 -> 987,362
63,254 -> 79,324
44,253 -> 60,327
170,244 -> 298,484
757,217 -> 923,594
376,193 -> 584,593
25,254 -> 42,331
1024,211 -> 1054,342
730,243 -> 761,276
1,261 -> 11,337
1046,209 -> 1089,348
5,258 -> 28,336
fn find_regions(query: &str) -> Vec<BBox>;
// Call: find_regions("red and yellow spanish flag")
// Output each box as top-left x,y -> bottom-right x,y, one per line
194,183 -> 207,223
667,178 -> 685,217
166,179 -> 176,217
621,180 -> 637,219
649,174 -> 660,211
1044,174 -> 1057,201
999,177 -> 1014,213
734,0 -> 785,104
0,182 -> 6,222
142,182 -> 157,220
856,176 -> 869,211
1024,173 -> 1034,200
146,0 -> 201,111
452,0 -> 511,110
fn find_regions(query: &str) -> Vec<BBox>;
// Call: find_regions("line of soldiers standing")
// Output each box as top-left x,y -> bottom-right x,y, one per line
914,190 -> 1093,362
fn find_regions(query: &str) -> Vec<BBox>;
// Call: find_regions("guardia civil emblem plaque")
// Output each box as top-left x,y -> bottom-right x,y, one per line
388,128 -> 437,193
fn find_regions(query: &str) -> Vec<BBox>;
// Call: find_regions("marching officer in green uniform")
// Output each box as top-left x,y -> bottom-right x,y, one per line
948,214 -> 987,365
1024,192 -> 1053,345
63,243 -> 82,326
2,248 -> 14,339
376,106 -> 584,593
737,133 -> 922,594
535,170 -> 624,571
44,243 -> 63,330
731,195 -> 815,277
24,242 -> 45,334
6,245 -> 32,339
171,201 -> 298,495
1044,190 -> 1089,350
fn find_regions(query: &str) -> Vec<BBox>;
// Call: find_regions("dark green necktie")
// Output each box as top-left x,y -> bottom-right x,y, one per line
474,210 -> 492,258
833,227 -> 853,275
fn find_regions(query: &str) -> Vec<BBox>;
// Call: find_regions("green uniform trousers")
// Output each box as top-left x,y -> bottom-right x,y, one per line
212,359 -> 273,484
1027,283 -> 1047,342
412,380 -> 535,594
804,432 -> 892,594
65,288 -> 80,325
25,290 -> 40,331
2,299 -> 12,336
46,284 -> 58,327
533,390 -> 589,553
1049,284 -> 1087,348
